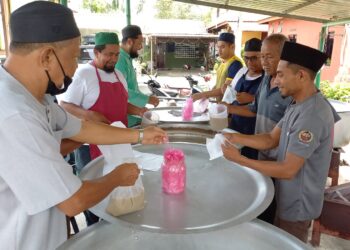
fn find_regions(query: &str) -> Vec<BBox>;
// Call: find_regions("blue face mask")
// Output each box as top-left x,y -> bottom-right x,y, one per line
45,50 -> 72,96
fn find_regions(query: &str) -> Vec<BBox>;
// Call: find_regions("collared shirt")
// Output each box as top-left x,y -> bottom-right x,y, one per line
0,66 -> 82,250
116,48 -> 149,127
215,55 -> 243,89
276,92 -> 340,221
248,75 -> 292,160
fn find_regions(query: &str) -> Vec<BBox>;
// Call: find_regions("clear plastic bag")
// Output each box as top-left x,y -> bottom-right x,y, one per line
141,111 -> 160,127
208,103 -> 228,131
106,176 -> 145,216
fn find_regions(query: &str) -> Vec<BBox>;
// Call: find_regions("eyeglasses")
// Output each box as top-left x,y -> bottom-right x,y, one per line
244,56 -> 259,62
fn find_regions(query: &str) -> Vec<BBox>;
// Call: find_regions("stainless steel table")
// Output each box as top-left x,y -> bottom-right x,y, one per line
58,219 -> 310,250
151,107 -> 209,123
80,143 -> 274,233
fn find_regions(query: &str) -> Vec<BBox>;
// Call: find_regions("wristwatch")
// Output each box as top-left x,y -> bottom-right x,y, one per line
138,129 -> 144,144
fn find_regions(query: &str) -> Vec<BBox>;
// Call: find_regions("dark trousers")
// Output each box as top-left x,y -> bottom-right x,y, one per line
274,217 -> 311,243
257,178 -> 276,224
74,145 -> 100,226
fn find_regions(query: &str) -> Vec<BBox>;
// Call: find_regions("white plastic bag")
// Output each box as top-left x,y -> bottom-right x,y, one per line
222,86 -> 237,104
98,121 -> 145,216
206,129 -> 243,160
141,111 -> 160,127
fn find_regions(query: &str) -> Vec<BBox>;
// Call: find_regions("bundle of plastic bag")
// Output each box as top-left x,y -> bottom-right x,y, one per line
182,98 -> 194,121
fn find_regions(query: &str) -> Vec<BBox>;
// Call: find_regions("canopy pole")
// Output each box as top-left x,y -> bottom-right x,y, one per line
1,0 -> 11,56
126,0 -> 131,25
316,26 -> 327,88
59,0 -> 68,7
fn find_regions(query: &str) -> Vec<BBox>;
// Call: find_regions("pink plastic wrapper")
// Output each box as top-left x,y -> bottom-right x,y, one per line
182,98 -> 193,121
162,148 -> 186,194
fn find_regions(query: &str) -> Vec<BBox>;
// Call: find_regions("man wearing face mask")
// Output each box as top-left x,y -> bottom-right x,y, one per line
0,2 -> 167,250
116,25 -> 160,127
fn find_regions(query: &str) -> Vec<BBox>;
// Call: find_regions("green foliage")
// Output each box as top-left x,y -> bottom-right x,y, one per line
82,0 -> 118,13
155,0 -> 173,19
320,81 -> 350,102
155,0 -> 212,23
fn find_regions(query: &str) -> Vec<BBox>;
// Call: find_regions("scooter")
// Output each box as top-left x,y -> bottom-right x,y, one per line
144,73 -> 178,98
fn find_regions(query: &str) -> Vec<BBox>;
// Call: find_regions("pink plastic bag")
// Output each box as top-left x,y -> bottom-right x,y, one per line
182,98 -> 193,121
162,148 -> 186,194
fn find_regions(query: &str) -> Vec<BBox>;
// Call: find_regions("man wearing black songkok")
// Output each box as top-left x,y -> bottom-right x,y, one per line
0,2 -> 166,249
116,25 -> 160,127
221,41 -> 340,242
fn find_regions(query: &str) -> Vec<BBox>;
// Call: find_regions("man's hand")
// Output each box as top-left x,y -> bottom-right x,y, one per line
221,141 -> 242,163
223,132 -> 240,145
142,126 -> 168,144
139,107 -> 148,117
149,96 -> 160,107
113,163 -> 140,187
192,93 -> 205,102
236,92 -> 254,104
86,110 -> 111,124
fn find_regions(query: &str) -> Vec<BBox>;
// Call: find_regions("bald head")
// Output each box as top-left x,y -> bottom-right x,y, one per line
263,34 -> 288,54
260,34 -> 289,76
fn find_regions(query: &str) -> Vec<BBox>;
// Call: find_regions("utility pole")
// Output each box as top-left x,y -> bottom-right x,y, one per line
1,0 -> 11,56
126,0 -> 131,25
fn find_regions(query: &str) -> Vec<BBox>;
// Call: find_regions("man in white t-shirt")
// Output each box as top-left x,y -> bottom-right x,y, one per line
61,32 -> 148,224
0,3 -> 167,250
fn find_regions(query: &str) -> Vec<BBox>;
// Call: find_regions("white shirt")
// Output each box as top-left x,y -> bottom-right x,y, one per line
0,66 -> 82,250
60,63 -> 128,109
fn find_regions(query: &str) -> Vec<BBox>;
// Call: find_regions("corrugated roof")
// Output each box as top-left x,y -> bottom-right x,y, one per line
174,0 -> 350,23
142,19 -> 208,35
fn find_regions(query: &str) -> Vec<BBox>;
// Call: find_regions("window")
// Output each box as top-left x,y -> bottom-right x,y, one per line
323,31 -> 335,66
288,34 -> 297,43
175,43 -> 200,58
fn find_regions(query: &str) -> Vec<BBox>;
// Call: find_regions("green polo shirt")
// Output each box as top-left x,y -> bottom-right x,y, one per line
116,48 -> 149,127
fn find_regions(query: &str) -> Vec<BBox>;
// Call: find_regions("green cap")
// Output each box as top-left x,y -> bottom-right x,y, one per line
95,32 -> 119,46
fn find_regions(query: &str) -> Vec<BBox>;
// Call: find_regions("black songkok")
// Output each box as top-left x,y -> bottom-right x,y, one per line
244,38 -> 262,52
10,1 -> 80,43
218,32 -> 235,44
122,25 -> 142,40
281,41 -> 328,73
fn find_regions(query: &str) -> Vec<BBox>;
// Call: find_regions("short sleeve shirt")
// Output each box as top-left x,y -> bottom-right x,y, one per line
60,63 -> 128,110
0,66 -> 82,250
116,48 -> 149,126
276,92 -> 340,221
227,60 -> 243,80
248,75 -> 292,160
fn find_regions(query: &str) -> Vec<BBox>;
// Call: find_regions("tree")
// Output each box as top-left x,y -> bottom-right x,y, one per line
154,0 -> 212,23
82,0 -> 118,13
155,0 -> 173,19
